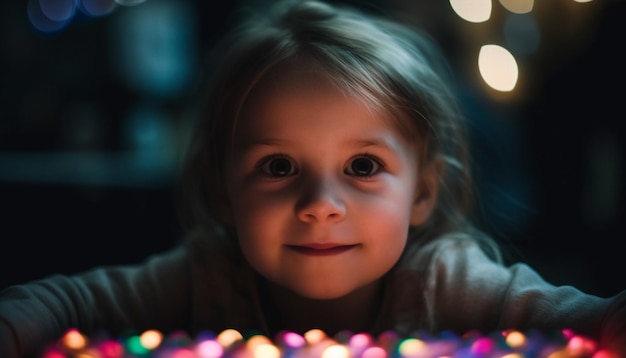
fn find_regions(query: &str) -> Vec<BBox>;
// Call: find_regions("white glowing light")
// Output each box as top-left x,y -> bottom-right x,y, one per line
449,0 -> 491,23
478,44 -> 519,92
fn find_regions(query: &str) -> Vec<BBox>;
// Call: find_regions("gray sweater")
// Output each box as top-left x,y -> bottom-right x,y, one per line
1,234 -> 625,357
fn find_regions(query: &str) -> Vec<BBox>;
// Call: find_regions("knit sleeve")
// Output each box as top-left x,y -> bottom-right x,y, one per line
0,245 -> 191,358
417,236 -> 626,354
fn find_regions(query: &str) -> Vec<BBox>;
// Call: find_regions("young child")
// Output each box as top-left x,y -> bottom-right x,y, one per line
1,0 -> 625,356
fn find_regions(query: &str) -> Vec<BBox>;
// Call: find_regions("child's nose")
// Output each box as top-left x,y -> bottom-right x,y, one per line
295,176 -> 346,223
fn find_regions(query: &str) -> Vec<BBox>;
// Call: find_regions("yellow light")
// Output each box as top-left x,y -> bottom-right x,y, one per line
321,344 -> 350,358
499,0 -> 534,14
304,329 -> 327,344
397,338 -> 428,356
449,0 -> 491,23
139,330 -> 163,350
547,349 -> 569,358
61,329 -> 88,350
76,351 -> 102,358
216,329 -> 243,347
478,44 -> 519,92
253,343 -> 281,358
505,330 -> 526,347
246,334 -> 273,351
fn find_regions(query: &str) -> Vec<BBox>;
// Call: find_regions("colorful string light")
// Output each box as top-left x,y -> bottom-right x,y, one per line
38,327 -> 610,358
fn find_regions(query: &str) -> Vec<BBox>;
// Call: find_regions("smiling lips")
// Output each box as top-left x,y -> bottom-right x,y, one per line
286,243 -> 359,256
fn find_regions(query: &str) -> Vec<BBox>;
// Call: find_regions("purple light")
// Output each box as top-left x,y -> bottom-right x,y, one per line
80,0 -> 117,17
27,0 -> 71,33
39,0 -> 77,22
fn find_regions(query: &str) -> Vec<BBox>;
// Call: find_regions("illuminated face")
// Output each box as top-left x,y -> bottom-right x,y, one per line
224,67 -> 429,299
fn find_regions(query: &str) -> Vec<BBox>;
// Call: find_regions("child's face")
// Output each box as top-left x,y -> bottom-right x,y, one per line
224,67 -> 428,300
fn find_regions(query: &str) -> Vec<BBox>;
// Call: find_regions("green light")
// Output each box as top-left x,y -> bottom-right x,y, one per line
125,336 -> 149,355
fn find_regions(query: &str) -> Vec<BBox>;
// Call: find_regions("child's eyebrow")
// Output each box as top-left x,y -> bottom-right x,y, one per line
348,138 -> 389,148
239,138 -> 290,149
345,137 -> 400,153
235,138 -> 292,155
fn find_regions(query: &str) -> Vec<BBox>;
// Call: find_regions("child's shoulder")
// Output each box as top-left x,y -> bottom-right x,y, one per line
399,232 -> 498,271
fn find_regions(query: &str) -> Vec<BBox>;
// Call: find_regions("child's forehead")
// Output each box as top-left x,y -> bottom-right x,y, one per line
234,58 -> 420,147
251,60 -> 338,96
244,60 -> 380,119
244,74 -> 372,122
242,66 -> 380,126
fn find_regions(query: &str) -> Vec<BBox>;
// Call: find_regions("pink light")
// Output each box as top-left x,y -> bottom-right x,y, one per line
470,337 -> 494,354
567,335 -> 597,355
593,349 -> 622,358
40,350 -> 65,358
282,332 -> 306,348
361,346 -> 387,358
171,348 -> 196,358
349,332 -> 373,348
195,339 -> 223,358
98,340 -> 124,358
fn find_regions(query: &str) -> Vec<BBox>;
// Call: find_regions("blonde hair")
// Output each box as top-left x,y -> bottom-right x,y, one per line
178,0 -> 501,261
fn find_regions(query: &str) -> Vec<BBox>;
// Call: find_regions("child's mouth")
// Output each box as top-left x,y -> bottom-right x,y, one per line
285,243 -> 359,256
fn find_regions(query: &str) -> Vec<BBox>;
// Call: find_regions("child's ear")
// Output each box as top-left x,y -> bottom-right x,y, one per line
410,159 -> 443,226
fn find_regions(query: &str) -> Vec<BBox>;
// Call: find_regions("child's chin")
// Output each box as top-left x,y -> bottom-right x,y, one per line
288,282 -> 356,300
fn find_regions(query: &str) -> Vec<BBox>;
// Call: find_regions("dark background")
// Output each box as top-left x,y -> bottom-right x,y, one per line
1,0 -> 624,298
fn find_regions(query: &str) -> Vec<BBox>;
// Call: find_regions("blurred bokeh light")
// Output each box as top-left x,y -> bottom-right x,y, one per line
478,44 -> 519,92
449,0 -> 492,23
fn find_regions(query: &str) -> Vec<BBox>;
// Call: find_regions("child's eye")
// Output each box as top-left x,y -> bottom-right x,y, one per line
259,156 -> 297,177
344,156 -> 382,177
